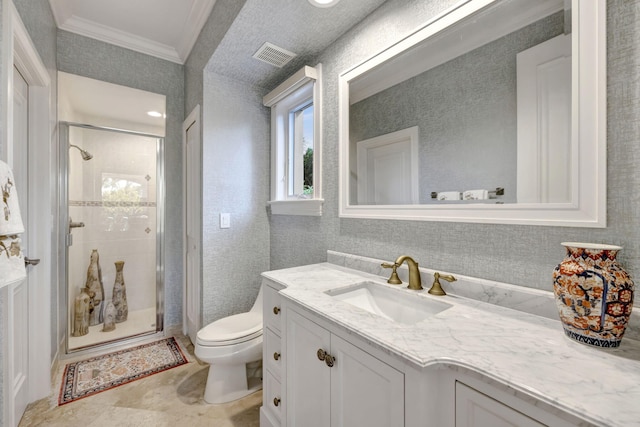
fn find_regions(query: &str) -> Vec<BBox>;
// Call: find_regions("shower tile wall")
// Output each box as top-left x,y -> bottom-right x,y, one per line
68,127 -> 157,336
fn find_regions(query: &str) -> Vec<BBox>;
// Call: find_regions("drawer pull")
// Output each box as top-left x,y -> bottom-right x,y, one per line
317,349 -> 336,367
273,397 -> 281,407
273,352 -> 281,361
273,306 -> 281,315
324,354 -> 336,368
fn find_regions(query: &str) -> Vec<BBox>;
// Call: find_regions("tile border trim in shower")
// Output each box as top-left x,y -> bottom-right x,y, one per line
69,200 -> 157,207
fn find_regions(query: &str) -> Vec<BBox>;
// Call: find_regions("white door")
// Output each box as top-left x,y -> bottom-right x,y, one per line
5,10 -> 52,427
183,106 -> 201,344
356,127 -> 419,204
10,65 -> 30,427
516,34 -> 572,203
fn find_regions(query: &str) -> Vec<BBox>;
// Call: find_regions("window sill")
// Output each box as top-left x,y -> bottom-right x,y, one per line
269,199 -> 324,216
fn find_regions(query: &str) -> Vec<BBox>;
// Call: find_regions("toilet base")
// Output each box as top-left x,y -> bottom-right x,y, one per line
204,362 -> 262,404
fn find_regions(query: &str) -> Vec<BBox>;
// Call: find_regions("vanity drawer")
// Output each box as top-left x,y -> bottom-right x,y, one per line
264,284 -> 282,333
265,328 -> 282,378
264,370 -> 283,423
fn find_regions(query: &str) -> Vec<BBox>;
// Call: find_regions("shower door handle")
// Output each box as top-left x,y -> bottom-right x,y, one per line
69,221 -> 85,229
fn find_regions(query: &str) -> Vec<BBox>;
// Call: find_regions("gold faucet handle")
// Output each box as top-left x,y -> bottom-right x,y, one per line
428,272 -> 456,296
438,273 -> 457,283
381,262 -> 402,285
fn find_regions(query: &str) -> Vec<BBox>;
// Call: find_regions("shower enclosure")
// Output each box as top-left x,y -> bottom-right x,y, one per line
60,122 -> 164,352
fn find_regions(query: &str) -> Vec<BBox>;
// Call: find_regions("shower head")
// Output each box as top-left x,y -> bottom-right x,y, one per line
69,144 -> 93,161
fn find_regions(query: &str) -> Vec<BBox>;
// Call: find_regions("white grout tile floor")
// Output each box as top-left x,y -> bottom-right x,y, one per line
19,334 -> 262,427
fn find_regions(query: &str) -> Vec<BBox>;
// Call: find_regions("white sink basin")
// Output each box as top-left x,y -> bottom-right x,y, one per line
326,281 -> 451,325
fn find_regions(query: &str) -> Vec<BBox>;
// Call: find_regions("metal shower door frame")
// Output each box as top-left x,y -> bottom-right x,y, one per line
58,121 -> 165,355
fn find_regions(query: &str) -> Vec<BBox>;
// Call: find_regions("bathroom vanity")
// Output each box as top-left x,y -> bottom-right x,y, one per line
259,252 -> 640,427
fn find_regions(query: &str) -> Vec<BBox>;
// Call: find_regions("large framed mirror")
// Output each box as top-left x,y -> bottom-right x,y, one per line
338,0 -> 605,227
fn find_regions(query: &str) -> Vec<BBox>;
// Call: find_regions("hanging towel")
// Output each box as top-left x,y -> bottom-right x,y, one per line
437,191 -> 462,201
0,160 -> 25,235
463,189 -> 489,200
0,234 -> 26,287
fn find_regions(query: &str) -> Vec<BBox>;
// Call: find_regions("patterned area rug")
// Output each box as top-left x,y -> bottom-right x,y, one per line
59,337 -> 188,405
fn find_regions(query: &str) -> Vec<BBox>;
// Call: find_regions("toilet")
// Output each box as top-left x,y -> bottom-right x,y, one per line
194,286 -> 263,404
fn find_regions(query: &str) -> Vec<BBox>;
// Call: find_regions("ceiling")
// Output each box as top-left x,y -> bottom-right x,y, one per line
49,0 -> 217,64
206,0 -> 388,89
59,72 -> 166,135
52,0 -> 389,130
49,0 -> 388,87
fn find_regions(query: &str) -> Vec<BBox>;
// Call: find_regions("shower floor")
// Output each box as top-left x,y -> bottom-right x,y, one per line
68,307 -> 157,351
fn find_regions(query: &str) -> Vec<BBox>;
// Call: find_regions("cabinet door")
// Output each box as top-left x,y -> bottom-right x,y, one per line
330,334 -> 404,427
286,309 -> 331,427
455,382 -> 545,427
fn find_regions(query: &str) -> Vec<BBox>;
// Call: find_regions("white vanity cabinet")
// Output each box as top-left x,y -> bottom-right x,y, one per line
455,382 -> 544,427
259,269 -> 600,427
260,282 -> 284,427
448,375 -> 584,427
283,305 -> 404,427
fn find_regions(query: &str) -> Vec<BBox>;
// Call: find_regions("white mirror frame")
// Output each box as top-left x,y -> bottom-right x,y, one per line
338,0 -> 606,227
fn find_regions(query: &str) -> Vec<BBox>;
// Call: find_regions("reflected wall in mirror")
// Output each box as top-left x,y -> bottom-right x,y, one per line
339,0 -> 606,227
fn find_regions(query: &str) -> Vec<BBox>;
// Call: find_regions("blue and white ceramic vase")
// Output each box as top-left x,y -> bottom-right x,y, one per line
552,242 -> 634,348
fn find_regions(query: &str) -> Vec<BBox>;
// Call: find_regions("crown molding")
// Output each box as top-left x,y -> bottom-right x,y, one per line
59,15 -> 183,63
175,0 -> 217,62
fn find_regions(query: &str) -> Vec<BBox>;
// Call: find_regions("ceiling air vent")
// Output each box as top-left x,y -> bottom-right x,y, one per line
252,42 -> 297,68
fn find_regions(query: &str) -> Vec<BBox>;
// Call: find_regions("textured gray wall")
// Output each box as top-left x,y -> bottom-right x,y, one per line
201,71 -> 270,323
57,31 -> 185,327
350,12 -> 563,204
270,0 -> 640,298
185,0 -> 246,117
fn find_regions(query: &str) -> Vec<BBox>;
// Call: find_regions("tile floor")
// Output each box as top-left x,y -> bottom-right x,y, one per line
18,334 -> 262,427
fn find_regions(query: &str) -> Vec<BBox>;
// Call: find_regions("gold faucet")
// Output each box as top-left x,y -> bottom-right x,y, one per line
381,262 -> 402,284
429,272 -> 456,296
383,255 -> 423,290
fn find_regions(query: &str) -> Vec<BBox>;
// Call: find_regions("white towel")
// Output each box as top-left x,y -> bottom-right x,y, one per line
0,235 -> 26,287
437,191 -> 462,201
0,160 -> 25,235
463,189 -> 489,200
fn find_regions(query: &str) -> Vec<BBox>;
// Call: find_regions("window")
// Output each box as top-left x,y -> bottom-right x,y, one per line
264,65 -> 323,216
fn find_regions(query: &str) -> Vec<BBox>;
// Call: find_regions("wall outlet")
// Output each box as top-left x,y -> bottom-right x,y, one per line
220,213 -> 231,229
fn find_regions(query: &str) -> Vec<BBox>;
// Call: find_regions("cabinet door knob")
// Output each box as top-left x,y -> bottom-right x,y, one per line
273,397 -> 281,407
317,348 -> 326,361
324,354 -> 336,368
273,306 -> 281,315
273,352 -> 281,361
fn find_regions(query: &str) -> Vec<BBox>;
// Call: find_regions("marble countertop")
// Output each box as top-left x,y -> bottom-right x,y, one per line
262,261 -> 640,427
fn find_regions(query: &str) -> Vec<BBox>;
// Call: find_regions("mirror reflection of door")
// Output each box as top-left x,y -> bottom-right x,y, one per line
516,34 -> 572,203
356,127 -> 419,205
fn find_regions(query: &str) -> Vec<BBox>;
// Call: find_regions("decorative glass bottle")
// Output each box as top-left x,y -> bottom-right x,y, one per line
552,242 -> 634,348
112,260 -> 128,323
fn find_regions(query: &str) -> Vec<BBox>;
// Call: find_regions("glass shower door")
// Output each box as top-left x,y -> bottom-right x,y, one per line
63,123 -> 163,351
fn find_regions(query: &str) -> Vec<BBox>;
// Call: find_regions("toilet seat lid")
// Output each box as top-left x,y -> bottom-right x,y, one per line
197,312 -> 262,345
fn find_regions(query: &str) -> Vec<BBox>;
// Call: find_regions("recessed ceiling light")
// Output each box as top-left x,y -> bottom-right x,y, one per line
308,0 -> 340,8
147,111 -> 163,118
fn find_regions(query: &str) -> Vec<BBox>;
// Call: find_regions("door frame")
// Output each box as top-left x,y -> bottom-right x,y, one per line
182,105 -> 202,343
2,4 -> 53,426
